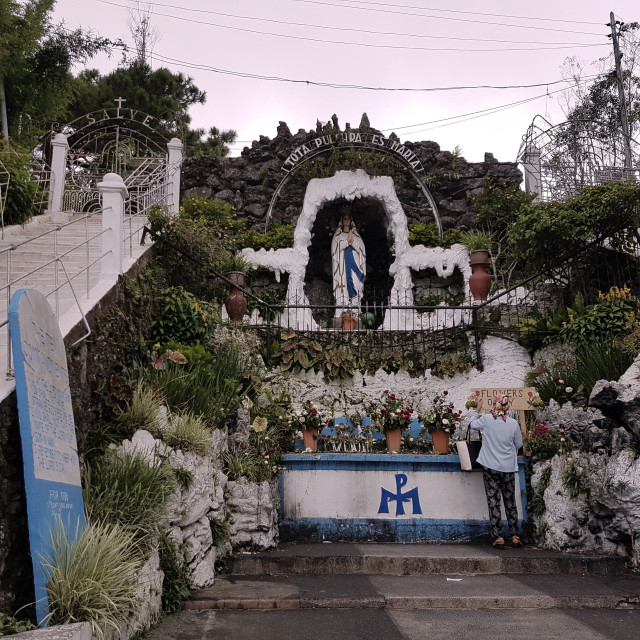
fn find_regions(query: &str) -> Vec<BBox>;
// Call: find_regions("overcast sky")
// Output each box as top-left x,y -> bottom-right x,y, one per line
52,0 -> 637,163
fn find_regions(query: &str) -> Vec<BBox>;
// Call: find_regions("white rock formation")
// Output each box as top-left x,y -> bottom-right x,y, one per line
226,478 -> 279,549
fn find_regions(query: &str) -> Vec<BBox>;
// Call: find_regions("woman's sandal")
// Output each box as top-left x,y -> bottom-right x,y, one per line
492,537 -> 505,549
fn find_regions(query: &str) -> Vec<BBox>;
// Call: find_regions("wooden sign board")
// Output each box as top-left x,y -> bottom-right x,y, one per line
468,387 -> 541,411
469,387 -> 542,456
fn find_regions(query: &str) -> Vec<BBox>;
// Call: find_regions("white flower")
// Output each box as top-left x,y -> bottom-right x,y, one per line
558,379 -> 564,385
565,387 -> 573,393
442,419 -> 449,425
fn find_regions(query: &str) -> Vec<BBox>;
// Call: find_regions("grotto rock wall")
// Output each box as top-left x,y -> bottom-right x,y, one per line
181,115 -> 522,232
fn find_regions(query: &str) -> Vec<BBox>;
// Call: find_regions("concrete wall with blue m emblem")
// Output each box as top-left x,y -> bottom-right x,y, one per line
279,454 -> 527,542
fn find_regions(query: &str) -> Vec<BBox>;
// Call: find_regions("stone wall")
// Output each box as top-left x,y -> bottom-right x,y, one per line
181,114 -> 522,232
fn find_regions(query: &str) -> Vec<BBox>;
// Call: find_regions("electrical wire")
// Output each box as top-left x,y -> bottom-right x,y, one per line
99,0 -> 604,46
289,0 -> 606,36
304,0 -> 603,26
94,0 -> 606,51
152,50 -> 602,93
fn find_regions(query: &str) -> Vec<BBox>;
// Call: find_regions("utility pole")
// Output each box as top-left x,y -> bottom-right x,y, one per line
608,11 -> 633,169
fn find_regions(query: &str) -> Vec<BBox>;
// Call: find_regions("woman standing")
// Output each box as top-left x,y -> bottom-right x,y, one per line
469,395 -> 523,549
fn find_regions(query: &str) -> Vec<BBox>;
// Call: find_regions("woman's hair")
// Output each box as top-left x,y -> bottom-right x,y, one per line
490,395 -> 511,421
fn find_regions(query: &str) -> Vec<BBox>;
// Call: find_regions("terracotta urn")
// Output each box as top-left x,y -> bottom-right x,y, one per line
385,428 -> 402,453
468,255 -> 491,301
225,271 -> 248,321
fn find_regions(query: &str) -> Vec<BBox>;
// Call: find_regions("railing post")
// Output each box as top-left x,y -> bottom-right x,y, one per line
47,133 -> 68,214
522,144 -> 543,200
167,137 -> 183,216
97,173 -> 128,279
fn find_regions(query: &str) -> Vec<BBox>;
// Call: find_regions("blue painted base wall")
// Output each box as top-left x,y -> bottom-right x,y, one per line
279,454 -> 528,543
279,516 -> 524,543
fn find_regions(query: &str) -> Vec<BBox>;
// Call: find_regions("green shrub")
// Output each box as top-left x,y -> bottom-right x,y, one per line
180,195 -> 245,233
147,342 -> 259,428
408,222 -> 462,248
172,467 -> 195,492
0,611 -> 38,635
559,288 -> 638,345
156,342 -> 214,367
42,520 -> 141,640
209,518 -> 230,547
0,142 -> 42,226
83,451 -> 177,549
528,466 -> 552,516
237,223 -> 294,250
151,286 -> 219,345
157,533 -> 191,614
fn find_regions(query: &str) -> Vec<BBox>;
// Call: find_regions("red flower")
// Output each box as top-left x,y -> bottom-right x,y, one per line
312,408 -> 318,416
553,376 -> 560,382
390,394 -> 396,400
443,390 -> 449,395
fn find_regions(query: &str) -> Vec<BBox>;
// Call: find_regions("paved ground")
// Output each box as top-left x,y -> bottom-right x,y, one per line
146,607 -> 640,640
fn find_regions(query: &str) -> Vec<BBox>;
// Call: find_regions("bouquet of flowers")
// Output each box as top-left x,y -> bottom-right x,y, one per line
366,390 -> 415,433
291,400 -> 331,432
422,390 -> 461,434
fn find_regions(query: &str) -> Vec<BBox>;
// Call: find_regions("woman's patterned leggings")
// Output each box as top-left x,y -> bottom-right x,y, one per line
482,466 -> 519,539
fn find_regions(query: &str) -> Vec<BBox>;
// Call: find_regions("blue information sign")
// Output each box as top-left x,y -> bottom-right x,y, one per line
9,289 -> 85,625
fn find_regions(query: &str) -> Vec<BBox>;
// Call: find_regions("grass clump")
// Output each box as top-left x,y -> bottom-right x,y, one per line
42,520 -> 141,640
164,412 -> 212,455
115,383 -> 164,438
83,451 -> 176,550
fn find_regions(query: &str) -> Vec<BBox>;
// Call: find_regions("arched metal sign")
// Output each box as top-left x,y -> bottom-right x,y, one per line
265,132 -> 441,233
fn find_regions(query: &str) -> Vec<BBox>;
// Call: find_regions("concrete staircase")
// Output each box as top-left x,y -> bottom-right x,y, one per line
0,211 -> 150,395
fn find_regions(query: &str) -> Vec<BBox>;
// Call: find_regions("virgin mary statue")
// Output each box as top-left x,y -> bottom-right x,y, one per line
331,211 -> 366,317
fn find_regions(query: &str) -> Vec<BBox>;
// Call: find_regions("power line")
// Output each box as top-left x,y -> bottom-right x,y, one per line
100,0 -> 603,46
305,0 -> 603,26
289,0 -> 606,36
152,50 -> 601,94
94,0 -> 605,51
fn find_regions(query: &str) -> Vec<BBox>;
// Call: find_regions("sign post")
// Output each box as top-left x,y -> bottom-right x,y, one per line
9,289 -> 85,625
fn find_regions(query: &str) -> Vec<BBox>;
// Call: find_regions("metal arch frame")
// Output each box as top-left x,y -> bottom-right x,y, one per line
518,114 -> 640,202
264,144 -> 442,234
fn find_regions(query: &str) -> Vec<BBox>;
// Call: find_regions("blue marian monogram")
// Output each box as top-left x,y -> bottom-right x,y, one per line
379,473 -> 422,516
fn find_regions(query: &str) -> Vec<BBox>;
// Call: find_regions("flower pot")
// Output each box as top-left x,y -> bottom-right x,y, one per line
385,428 -> 402,453
468,260 -> 491,301
431,429 -> 450,454
303,428 -> 319,452
469,249 -> 490,265
227,271 -> 246,287
342,317 -> 356,331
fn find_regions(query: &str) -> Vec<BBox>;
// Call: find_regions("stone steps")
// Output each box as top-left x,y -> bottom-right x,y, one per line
187,543 -> 638,612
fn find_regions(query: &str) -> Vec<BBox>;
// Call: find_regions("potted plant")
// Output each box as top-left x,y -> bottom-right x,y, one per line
341,309 -> 360,331
460,230 -> 494,301
292,400 -> 331,452
422,390 -> 462,454
366,390 -> 415,452
216,254 -> 251,321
